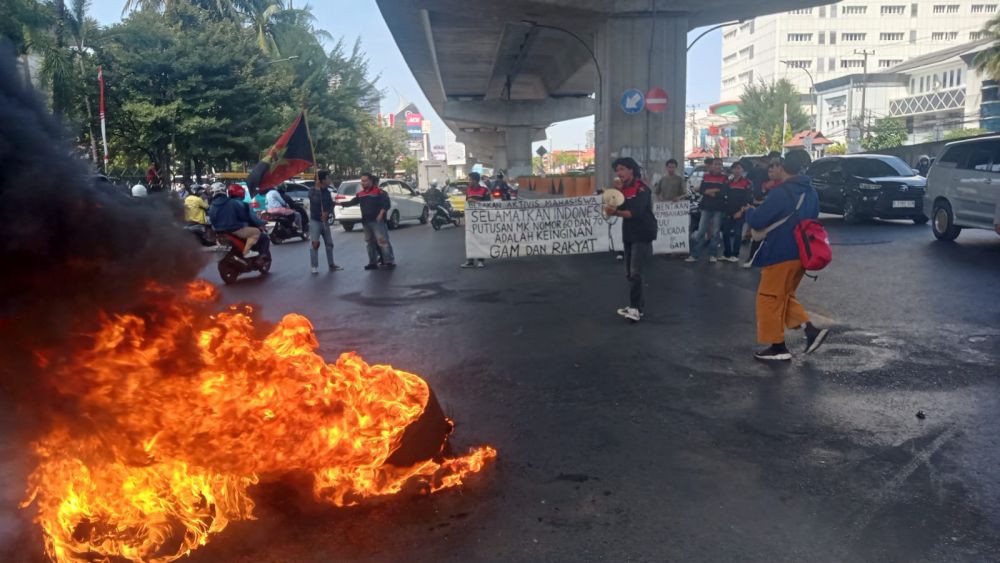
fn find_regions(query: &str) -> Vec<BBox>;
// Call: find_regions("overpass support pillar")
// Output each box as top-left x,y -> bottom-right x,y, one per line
595,14 -> 688,189
504,127 -> 534,178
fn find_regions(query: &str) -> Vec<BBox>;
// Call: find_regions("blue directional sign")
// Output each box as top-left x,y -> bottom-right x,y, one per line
620,89 -> 645,114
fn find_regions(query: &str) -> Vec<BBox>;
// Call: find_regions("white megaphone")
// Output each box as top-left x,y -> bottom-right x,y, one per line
601,188 -> 624,216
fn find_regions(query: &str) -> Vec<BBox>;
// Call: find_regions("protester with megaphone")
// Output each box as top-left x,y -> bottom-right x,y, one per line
603,157 -> 658,323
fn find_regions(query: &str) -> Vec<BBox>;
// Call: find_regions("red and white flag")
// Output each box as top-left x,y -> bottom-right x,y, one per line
98,67 -> 109,169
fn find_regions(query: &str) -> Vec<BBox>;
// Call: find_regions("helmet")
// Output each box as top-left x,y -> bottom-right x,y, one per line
227,183 -> 246,199
209,182 -> 227,197
131,184 -> 148,197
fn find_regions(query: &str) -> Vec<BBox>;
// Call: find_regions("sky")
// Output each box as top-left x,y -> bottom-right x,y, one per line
88,0 -> 722,152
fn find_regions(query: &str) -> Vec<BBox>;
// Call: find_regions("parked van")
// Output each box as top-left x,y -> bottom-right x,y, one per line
925,135 -> 1000,240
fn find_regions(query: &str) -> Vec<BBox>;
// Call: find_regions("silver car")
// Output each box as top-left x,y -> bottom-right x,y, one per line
333,179 -> 430,232
925,135 -> 1000,240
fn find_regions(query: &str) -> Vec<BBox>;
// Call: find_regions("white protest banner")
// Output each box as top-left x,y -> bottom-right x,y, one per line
608,200 -> 690,254
465,196 -> 610,259
652,200 -> 690,254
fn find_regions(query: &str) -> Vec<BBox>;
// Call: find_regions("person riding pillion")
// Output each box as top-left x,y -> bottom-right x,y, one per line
462,172 -> 491,268
208,183 -> 265,259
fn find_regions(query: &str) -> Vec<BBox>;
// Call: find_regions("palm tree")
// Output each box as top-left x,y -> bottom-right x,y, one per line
66,0 -> 101,164
974,14 -> 1000,79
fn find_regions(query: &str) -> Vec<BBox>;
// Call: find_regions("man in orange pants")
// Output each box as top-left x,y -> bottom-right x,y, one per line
743,150 -> 829,361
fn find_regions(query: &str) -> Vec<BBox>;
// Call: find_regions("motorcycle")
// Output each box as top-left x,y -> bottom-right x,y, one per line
261,211 -> 308,244
184,221 -> 218,247
429,199 -> 462,230
217,230 -> 271,284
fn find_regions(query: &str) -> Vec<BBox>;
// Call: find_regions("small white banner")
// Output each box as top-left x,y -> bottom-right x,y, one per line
465,197 -> 690,259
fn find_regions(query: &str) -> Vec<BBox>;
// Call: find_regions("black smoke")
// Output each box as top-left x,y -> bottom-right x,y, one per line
0,44 -> 206,403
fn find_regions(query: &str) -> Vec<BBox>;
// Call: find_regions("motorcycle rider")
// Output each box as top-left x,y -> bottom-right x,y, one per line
264,184 -> 302,231
208,183 -> 265,259
184,185 -> 215,246
916,155 -> 932,177
462,172 -> 491,268
424,180 -> 447,207
493,172 -> 512,200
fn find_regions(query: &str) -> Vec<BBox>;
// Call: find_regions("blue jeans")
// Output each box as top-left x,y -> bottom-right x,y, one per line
690,210 -> 723,259
362,220 -> 395,265
722,216 -> 745,258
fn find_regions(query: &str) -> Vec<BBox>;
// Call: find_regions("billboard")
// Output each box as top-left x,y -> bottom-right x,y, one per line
432,144 -> 447,161
406,112 -> 423,138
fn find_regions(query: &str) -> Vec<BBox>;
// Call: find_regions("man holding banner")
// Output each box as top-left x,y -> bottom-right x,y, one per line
604,157 -> 657,323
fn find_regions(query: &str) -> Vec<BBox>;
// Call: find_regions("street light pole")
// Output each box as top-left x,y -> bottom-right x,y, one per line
780,60 -> 817,128
687,20 -> 744,51
854,49 -> 875,137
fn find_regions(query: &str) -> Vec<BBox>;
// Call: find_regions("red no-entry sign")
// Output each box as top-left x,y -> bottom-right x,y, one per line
646,88 -> 668,113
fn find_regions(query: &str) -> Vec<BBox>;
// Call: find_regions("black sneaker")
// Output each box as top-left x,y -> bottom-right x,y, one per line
364,264 -> 379,270
804,325 -> 829,354
381,263 -> 396,269
329,264 -> 343,271
754,344 -> 792,362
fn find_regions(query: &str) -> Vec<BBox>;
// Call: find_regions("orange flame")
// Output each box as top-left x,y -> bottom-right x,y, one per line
22,280 -> 496,562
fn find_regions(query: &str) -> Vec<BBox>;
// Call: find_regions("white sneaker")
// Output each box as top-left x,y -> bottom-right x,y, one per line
476,261 -> 485,268
460,261 -> 475,268
616,307 -> 644,318
684,256 -> 698,263
623,307 -> 642,322
741,261 -> 753,269
311,267 -> 319,274
727,256 -> 740,263
709,256 -> 718,263
244,250 -> 260,259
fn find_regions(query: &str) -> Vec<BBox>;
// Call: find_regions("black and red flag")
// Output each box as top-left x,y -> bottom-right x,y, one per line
247,111 -> 314,191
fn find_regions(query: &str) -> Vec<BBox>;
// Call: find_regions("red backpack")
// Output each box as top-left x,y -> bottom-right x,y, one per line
795,217 -> 832,271
752,188 -> 832,271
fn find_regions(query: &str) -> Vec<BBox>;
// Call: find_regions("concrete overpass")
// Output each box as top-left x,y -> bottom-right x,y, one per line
377,0 -> 831,182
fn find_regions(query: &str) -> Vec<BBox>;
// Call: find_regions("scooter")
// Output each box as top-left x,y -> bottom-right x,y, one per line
217,230 -> 271,284
262,211 -> 308,244
430,200 -> 462,230
184,221 -> 218,247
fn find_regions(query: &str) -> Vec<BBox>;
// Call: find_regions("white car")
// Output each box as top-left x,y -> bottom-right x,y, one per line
925,135 -> 1000,241
334,179 -> 430,231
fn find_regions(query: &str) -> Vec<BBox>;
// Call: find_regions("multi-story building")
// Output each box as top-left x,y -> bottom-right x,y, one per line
813,38 -> 995,146
721,1 -> 993,102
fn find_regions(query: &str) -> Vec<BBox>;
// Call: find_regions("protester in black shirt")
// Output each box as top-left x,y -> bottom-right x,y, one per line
604,157 -> 657,323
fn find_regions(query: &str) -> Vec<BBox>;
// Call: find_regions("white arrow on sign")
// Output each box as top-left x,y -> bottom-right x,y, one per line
625,92 -> 642,109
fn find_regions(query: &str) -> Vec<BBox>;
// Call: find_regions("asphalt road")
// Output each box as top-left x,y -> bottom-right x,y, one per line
3,213 -> 999,562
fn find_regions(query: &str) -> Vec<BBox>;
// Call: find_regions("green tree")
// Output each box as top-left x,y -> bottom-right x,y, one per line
943,127 -> 988,140
974,14 -> 1000,79
102,2 -> 287,184
400,155 -> 418,178
737,78 -> 809,154
861,117 -> 908,151
357,122 -> 406,178
825,142 -> 847,155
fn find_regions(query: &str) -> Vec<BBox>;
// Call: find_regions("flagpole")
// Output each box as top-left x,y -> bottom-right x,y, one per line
301,109 -> 318,182
98,67 -> 110,173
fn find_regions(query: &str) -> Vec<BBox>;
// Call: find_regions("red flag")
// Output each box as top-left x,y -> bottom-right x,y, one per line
247,112 -> 315,191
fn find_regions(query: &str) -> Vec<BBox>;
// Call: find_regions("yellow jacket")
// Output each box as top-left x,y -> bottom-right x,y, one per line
184,194 -> 209,224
